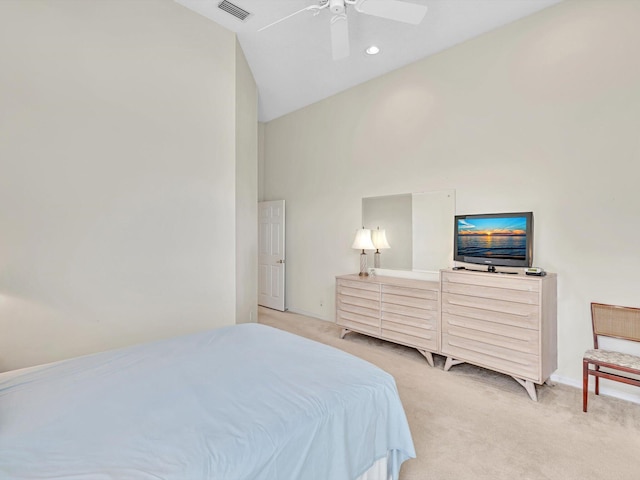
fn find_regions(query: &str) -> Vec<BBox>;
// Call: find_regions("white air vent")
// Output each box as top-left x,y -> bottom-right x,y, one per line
218,0 -> 251,21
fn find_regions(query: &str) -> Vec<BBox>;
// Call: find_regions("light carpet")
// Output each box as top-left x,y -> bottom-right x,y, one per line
258,307 -> 640,480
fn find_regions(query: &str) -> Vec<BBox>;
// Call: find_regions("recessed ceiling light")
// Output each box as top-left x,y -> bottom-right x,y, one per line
365,45 -> 380,56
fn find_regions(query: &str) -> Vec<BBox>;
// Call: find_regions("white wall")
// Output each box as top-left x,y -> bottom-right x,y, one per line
0,0 -> 253,371
235,40 -> 258,324
258,123 -> 266,202
263,1 -> 640,399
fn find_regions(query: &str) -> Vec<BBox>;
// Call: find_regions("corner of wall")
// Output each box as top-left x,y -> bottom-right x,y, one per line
235,40 -> 259,325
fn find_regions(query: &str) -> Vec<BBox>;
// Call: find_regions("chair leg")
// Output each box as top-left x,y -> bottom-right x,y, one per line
583,360 -> 589,413
595,365 -> 600,395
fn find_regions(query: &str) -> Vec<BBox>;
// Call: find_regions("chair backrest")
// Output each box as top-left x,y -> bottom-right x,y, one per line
591,302 -> 640,349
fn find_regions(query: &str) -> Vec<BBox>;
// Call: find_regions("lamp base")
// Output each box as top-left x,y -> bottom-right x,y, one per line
374,251 -> 381,269
359,252 -> 369,276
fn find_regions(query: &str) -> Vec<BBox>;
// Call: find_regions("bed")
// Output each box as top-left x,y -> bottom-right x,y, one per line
0,323 -> 415,479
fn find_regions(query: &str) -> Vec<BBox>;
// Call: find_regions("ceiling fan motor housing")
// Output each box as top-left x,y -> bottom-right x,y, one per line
329,0 -> 345,14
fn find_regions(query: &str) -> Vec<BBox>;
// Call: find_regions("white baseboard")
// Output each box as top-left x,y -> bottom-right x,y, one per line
550,373 -> 640,405
285,307 -> 331,323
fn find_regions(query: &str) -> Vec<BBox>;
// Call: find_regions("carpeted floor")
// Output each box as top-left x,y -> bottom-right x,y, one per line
258,307 -> 640,480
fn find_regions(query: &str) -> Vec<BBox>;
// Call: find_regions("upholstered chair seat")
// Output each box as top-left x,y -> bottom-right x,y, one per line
583,349 -> 640,370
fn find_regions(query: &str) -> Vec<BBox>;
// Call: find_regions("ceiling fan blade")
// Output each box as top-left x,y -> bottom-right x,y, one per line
330,14 -> 350,60
355,0 -> 428,25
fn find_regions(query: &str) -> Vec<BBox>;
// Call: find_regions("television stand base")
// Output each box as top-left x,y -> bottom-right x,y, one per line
467,266 -> 519,274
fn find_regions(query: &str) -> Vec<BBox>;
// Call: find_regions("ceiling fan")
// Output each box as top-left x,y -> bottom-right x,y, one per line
258,0 -> 428,60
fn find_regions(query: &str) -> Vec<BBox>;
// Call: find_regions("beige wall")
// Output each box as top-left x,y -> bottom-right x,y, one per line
235,39 -> 258,324
0,0 -> 256,370
258,123 -> 266,201
263,1 -> 640,400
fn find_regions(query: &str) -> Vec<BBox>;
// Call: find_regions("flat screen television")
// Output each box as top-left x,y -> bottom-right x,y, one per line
453,212 -> 533,270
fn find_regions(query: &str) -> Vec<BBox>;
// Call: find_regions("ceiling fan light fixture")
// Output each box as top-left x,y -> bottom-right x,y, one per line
330,0 -> 345,14
365,45 -> 381,55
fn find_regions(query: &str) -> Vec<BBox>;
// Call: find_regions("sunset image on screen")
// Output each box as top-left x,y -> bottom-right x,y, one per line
457,217 -> 527,236
456,217 -> 527,259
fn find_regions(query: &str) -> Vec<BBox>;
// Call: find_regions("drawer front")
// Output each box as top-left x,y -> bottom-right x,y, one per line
338,294 -> 379,311
336,308 -> 378,328
382,292 -> 437,310
381,325 -> 437,351
337,298 -> 379,321
337,285 -> 380,302
441,293 -> 539,329
337,306 -> 379,330
442,280 -> 539,305
442,313 -> 540,355
441,333 -> 540,382
337,316 -> 380,337
382,284 -> 438,301
381,309 -> 437,326
442,271 -> 540,293
337,278 -> 380,292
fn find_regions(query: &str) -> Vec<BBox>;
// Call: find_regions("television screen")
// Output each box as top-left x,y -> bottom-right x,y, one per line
454,212 -> 533,268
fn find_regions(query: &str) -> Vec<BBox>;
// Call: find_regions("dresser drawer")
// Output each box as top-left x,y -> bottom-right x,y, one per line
382,308 -> 438,326
382,292 -> 437,310
337,307 -> 379,330
336,308 -> 378,327
337,285 -> 380,302
337,317 -> 380,338
442,271 -> 540,305
338,293 -> 379,311
442,271 -> 540,293
337,278 -> 381,292
382,284 -> 438,301
441,333 -> 540,381
442,293 -> 539,329
337,299 -> 379,321
381,324 -> 437,351
442,280 -> 539,305
442,313 -> 540,355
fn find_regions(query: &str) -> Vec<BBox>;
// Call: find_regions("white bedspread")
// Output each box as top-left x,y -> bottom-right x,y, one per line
0,323 -> 415,479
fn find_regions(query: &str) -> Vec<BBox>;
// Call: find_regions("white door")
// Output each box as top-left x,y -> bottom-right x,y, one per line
258,200 -> 285,311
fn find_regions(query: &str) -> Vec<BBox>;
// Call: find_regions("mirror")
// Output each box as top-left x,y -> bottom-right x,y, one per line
362,194 -> 413,270
362,189 -> 455,272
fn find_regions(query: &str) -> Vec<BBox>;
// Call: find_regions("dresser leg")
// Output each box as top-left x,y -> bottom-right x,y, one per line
417,350 -> 434,368
444,357 -> 464,372
340,328 -> 350,339
513,377 -> 538,401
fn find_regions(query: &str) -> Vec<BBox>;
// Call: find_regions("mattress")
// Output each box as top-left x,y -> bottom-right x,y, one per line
0,323 -> 415,479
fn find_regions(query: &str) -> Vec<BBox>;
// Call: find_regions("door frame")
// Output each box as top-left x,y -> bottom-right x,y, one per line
258,200 -> 286,311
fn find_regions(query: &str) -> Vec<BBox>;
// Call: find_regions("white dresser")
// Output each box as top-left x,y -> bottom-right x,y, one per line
335,270 -> 557,400
440,269 -> 557,401
336,274 -> 439,366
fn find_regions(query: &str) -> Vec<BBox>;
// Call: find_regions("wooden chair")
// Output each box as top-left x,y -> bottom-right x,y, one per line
583,302 -> 640,412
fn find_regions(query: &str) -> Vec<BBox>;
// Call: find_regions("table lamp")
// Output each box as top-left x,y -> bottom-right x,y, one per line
352,227 -> 375,276
371,227 -> 390,268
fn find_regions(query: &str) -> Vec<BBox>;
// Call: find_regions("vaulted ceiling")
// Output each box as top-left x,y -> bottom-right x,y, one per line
177,0 -> 562,122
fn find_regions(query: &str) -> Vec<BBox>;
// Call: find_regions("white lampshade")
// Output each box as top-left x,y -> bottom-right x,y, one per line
371,228 -> 390,250
352,228 -> 375,250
